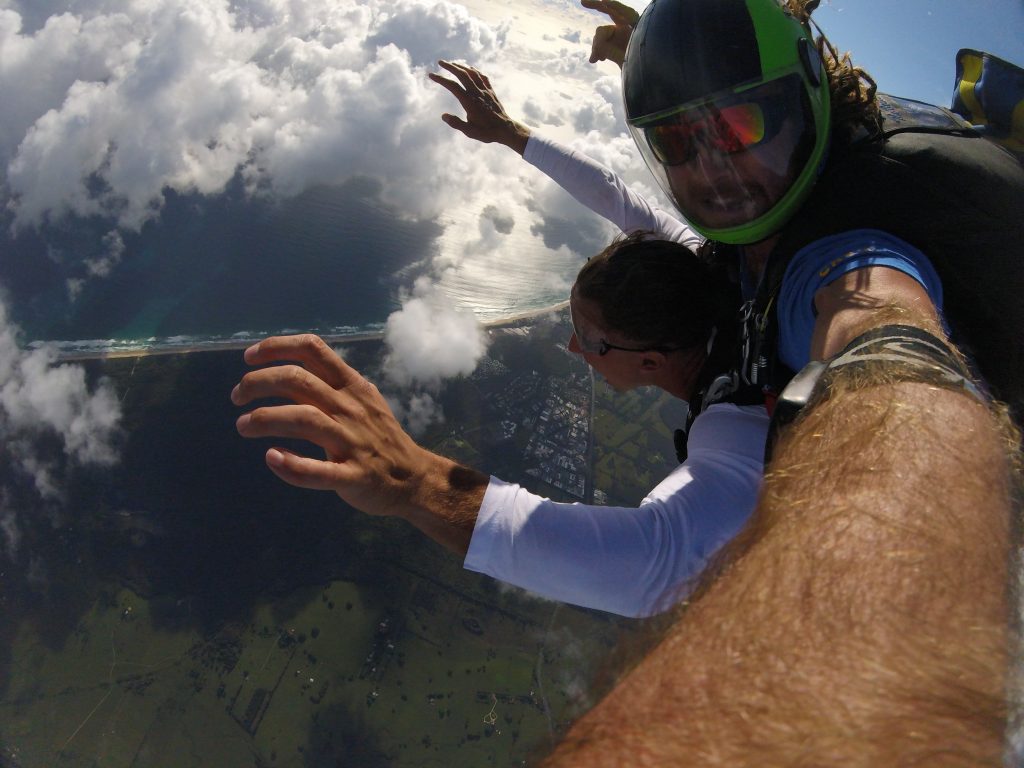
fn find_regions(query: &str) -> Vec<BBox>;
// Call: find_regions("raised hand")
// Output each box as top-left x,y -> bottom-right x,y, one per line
428,60 -> 530,155
232,334 -> 426,515
581,0 -> 639,67
232,334 -> 487,553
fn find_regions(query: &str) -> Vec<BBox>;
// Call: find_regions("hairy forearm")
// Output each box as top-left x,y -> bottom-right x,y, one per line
398,450 -> 488,555
543,382 -> 1016,765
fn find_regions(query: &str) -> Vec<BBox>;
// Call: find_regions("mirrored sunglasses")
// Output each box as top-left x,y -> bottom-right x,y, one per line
645,102 -> 767,166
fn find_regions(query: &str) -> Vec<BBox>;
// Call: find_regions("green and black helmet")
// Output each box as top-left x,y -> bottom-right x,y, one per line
623,0 -> 831,244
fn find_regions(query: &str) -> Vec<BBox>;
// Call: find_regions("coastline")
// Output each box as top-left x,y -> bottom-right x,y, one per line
50,300 -> 568,362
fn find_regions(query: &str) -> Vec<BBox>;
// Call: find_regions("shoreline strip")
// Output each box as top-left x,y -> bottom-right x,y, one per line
51,301 -> 568,362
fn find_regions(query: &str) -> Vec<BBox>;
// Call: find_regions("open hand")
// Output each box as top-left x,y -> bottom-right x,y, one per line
428,60 -> 530,154
581,0 -> 639,67
232,334 -> 434,518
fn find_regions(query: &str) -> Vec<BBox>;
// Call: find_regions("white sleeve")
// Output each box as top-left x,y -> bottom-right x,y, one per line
463,404 -> 768,617
523,133 -> 703,250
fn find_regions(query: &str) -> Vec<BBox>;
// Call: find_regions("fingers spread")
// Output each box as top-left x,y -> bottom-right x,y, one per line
232,363 -> 343,412
437,59 -> 473,86
428,71 -> 465,100
243,334 -> 354,390
440,114 -> 470,134
437,59 -> 487,91
237,403 -> 351,454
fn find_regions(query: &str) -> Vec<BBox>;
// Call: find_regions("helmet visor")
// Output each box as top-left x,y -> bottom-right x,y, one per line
629,73 -> 818,241
646,102 -> 767,166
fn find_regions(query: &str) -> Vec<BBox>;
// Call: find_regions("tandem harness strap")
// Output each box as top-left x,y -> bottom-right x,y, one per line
765,324 -> 988,461
673,319 -> 764,463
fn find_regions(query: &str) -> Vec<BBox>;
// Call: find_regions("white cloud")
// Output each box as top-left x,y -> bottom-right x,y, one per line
379,276 -> 488,434
9,448 -> 61,500
65,228 -> 126,300
0,0 -> 631,238
1,0 -> 651,333
571,91 -> 618,134
0,495 -> 21,559
522,96 -> 565,128
388,391 -> 444,437
0,0 -> 506,231
88,229 -> 125,277
451,199 -> 518,259
481,204 -> 514,235
365,0 -> 506,67
0,295 -> 122,483
382,275 -> 489,390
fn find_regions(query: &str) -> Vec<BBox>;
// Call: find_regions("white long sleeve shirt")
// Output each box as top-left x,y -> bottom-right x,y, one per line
522,133 -> 702,249
465,404 -> 767,617
462,134 -> 763,618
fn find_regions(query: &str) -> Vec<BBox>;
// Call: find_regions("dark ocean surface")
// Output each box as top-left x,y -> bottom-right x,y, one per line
0,176 -> 576,357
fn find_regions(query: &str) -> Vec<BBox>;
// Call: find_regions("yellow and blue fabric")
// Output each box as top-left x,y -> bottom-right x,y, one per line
951,48 -> 1024,160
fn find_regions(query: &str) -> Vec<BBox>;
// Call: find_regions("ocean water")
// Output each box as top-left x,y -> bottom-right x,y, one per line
0,176 -> 580,357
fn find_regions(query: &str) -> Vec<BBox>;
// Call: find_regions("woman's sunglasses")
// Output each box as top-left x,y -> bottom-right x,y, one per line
570,306 -> 679,357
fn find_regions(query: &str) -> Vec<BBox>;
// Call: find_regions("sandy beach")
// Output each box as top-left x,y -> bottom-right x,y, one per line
50,300 -> 569,362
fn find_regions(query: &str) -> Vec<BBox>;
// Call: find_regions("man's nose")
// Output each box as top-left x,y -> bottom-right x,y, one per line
692,138 -> 730,169
567,332 -> 582,354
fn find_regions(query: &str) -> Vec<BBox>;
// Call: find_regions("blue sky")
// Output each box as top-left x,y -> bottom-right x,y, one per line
611,0 -> 1024,107
811,0 -> 1024,106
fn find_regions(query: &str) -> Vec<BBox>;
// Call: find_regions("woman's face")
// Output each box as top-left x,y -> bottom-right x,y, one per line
567,293 -> 649,392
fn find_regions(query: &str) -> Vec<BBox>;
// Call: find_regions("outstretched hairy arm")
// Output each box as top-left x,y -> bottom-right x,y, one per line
542,267 -> 1017,765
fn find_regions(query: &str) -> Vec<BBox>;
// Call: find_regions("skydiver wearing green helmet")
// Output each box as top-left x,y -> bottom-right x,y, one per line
621,0 -> 1022,423
624,0 -> 831,246
532,0 -> 1024,765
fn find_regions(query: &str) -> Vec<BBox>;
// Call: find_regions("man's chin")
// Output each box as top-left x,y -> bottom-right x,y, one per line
690,198 -> 768,230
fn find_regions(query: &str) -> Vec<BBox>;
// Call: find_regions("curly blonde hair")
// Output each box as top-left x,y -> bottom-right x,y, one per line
785,0 -> 882,142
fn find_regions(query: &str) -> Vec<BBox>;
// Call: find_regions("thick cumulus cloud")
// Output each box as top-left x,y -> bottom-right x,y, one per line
0,0 -> 504,231
2,0 -> 663,349
365,1 -> 506,67
0,0 -> 648,244
382,276 -> 488,390
0,294 -> 122,512
380,276 -> 489,434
